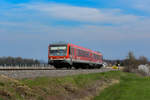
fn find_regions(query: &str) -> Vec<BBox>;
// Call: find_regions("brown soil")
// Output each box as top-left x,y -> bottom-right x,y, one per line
43,79 -> 119,100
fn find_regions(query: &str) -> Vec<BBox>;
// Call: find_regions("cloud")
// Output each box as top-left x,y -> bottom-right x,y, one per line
1,2 -> 150,41
0,2 -> 150,42
0,2 -> 150,38
1,20 -> 150,42
133,0 -> 150,12
0,1 -> 150,60
114,0 -> 150,12
19,3 -> 141,24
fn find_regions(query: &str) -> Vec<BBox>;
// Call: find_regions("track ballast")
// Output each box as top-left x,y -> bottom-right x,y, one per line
0,67 -> 112,79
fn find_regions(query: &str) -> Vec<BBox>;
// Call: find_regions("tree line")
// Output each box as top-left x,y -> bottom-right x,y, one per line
123,52 -> 149,72
0,57 -> 40,66
104,51 -> 150,72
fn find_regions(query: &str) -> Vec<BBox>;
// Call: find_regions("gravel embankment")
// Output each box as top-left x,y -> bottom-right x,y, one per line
0,68 -> 113,79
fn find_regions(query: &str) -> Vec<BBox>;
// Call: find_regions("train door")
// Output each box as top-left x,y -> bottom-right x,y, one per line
69,46 -> 75,59
90,53 -> 93,62
74,48 -> 77,60
71,48 -> 75,59
69,46 -> 72,58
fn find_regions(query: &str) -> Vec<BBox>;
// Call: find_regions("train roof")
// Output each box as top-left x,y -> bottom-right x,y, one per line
49,41 -> 68,45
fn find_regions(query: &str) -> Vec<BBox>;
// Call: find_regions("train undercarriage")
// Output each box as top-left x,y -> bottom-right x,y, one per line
48,59 -> 103,69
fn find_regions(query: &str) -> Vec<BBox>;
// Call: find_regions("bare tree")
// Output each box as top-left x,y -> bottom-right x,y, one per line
138,56 -> 149,65
124,51 -> 138,72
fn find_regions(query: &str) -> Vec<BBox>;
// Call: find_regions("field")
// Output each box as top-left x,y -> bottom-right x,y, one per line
0,71 -> 150,100
94,72 -> 150,100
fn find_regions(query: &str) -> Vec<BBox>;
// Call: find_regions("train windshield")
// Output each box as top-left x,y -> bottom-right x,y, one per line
49,45 -> 67,56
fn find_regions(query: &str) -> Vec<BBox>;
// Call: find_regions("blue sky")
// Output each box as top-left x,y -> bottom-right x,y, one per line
0,0 -> 150,61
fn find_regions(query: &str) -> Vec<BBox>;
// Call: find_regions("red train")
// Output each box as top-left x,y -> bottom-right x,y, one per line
48,43 -> 103,69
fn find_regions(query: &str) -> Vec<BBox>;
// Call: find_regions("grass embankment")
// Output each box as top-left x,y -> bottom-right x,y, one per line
1,71 -> 150,100
0,71 -> 119,100
94,72 -> 150,100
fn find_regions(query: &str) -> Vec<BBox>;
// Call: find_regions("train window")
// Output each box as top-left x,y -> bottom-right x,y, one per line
78,50 -> 82,57
77,49 -> 90,57
50,45 -> 67,56
86,52 -> 90,57
94,54 -> 100,60
77,49 -> 80,56
93,54 -> 99,60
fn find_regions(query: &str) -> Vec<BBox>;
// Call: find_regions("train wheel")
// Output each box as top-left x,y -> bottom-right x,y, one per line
75,66 -> 79,69
67,66 -> 72,69
54,65 -> 61,69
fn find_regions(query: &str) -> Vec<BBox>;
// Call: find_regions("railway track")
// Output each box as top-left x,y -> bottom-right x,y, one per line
0,66 -> 106,70
0,67 -> 113,79
0,66 -> 54,70
0,67 -> 106,70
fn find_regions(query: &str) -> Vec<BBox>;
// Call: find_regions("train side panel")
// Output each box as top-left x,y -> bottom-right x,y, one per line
69,43 -> 103,69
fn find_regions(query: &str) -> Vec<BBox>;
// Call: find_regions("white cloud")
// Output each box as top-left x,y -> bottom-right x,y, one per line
133,0 -> 150,12
2,19 -> 150,41
20,3 -> 140,24
115,0 -> 150,12
1,2 -> 150,41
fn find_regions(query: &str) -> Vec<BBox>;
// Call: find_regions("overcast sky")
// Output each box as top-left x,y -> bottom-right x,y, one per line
0,0 -> 150,61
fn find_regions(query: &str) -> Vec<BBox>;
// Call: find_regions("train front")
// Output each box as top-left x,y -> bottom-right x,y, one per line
48,44 -> 72,68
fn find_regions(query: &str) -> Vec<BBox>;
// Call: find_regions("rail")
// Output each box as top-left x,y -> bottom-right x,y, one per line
0,64 -> 54,70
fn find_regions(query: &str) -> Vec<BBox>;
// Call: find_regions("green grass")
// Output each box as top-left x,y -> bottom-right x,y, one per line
20,71 -> 122,89
1,71 -> 150,100
94,72 -> 150,100
19,72 -> 112,100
